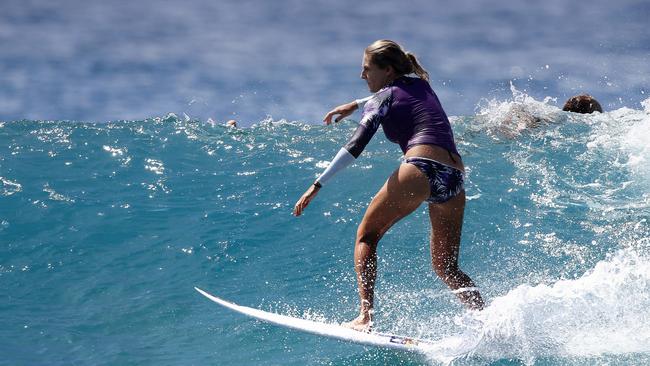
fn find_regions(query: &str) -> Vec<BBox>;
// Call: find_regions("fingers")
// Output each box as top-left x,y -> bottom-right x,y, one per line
294,187 -> 319,216
293,195 -> 301,215
324,107 -> 345,125
323,110 -> 335,125
293,197 -> 307,216
293,194 -> 308,216
335,110 -> 350,123
324,110 -> 350,124
324,102 -> 357,125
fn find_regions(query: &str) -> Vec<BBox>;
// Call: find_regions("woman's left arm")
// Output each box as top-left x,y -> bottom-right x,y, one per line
293,183 -> 320,217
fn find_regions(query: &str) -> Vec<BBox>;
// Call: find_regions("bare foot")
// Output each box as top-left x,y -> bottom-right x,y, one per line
341,313 -> 373,333
452,287 -> 485,311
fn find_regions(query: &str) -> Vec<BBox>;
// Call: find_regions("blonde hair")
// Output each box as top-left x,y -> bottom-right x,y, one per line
365,40 -> 430,82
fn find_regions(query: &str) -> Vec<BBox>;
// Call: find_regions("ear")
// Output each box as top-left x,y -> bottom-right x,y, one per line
384,65 -> 396,77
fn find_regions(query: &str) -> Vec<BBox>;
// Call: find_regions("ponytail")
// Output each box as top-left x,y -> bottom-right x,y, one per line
405,52 -> 429,82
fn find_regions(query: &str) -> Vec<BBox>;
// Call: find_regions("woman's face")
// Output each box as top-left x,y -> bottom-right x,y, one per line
361,53 -> 394,93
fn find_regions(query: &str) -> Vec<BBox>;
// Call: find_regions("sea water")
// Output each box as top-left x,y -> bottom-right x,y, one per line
1,0 -> 648,124
1,91 -> 649,365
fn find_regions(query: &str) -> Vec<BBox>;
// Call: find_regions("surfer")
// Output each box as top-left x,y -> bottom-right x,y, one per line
562,94 -> 602,114
293,40 -> 484,332
491,93 -> 603,138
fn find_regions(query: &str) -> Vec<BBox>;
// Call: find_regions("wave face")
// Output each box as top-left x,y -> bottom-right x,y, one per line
1,96 -> 649,365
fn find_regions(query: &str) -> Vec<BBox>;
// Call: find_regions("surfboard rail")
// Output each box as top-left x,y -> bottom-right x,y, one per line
194,287 -> 437,352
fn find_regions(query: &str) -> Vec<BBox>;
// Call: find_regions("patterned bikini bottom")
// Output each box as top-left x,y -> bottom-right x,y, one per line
403,156 -> 465,204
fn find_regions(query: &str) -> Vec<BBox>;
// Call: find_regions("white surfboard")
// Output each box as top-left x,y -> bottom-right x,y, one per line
195,287 -> 438,353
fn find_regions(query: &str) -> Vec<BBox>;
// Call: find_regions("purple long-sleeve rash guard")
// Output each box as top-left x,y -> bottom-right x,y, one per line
316,76 -> 459,186
347,76 -> 459,157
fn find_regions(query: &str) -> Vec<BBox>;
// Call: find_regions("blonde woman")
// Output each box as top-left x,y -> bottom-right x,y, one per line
294,40 -> 484,332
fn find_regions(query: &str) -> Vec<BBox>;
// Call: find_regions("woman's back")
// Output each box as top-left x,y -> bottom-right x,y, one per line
379,76 -> 458,155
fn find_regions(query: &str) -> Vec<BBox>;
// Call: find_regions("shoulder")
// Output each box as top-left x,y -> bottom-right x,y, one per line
394,76 -> 426,87
359,87 -> 393,129
408,76 -> 433,92
364,86 -> 393,113
391,76 -> 434,97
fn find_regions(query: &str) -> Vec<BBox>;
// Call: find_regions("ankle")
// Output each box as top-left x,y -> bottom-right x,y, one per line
360,299 -> 374,312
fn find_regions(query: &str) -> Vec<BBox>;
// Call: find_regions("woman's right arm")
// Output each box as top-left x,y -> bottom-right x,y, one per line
323,96 -> 374,125
323,101 -> 358,125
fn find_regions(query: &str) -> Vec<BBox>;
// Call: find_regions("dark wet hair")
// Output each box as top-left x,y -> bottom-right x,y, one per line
365,40 -> 430,82
562,94 -> 603,114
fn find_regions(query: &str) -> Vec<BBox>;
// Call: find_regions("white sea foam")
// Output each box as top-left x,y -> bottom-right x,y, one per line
144,158 -> 165,175
475,90 -> 650,220
0,177 -> 22,196
102,145 -> 125,156
425,248 -> 650,365
43,184 -> 75,203
582,102 -> 650,197
641,98 -> 650,114
474,83 -> 564,137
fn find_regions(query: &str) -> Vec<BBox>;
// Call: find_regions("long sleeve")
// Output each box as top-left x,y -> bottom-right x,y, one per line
315,87 -> 392,186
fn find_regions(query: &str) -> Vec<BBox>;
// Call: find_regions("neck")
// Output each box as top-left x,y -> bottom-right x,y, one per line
383,74 -> 401,88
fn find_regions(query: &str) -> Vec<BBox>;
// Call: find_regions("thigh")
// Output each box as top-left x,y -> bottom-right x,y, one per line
357,163 -> 430,240
428,190 -> 465,263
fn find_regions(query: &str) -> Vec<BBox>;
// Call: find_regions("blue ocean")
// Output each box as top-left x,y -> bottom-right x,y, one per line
2,95 -> 650,365
1,1 -> 650,365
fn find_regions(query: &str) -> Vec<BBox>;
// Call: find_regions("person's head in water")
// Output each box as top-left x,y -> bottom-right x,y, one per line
362,40 -> 429,92
562,94 -> 603,114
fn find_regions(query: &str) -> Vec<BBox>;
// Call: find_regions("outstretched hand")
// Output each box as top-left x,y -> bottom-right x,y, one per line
293,184 -> 320,216
323,101 -> 358,125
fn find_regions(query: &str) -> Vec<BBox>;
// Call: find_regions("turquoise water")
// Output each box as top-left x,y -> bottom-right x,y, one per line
1,94 -> 649,365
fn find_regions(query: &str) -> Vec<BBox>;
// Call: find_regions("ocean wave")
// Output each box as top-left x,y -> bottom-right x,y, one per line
1,107 -> 649,365
424,247 -> 650,365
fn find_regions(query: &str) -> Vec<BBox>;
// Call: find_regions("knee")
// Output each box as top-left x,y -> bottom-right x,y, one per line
357,224 -> 384,247
356,227 -> 382,248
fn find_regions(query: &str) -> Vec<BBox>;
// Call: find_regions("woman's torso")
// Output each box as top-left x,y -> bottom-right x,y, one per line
381,77 -> 463,170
